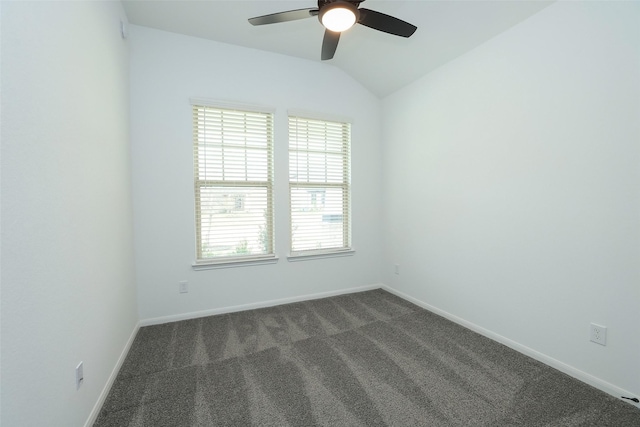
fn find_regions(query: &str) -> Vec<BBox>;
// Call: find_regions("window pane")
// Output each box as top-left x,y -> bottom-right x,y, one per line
290,186 -> 346,251
198,186 -> 271,258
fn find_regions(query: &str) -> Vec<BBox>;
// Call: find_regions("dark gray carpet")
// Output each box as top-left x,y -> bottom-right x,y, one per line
94,289 -> 640,426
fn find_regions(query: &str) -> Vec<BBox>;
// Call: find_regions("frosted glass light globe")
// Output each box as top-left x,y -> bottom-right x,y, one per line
321,4 -> 357,32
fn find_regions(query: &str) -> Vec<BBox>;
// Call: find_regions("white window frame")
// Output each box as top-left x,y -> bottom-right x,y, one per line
191,99 -> 277,268
288,113 -> 352,259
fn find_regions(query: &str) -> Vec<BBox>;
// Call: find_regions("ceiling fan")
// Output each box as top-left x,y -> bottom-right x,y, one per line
248,0 -> 417,60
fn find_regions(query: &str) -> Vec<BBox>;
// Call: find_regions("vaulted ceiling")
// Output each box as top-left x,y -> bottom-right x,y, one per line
122,1 -> 553,98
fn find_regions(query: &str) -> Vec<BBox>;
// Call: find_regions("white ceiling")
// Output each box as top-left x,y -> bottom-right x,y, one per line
122,0 -> 553,98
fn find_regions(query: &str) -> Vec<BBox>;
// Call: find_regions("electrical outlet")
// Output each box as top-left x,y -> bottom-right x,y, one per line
394,264 -> 400,275
179,281 -> 188,294
590,323 -> 607,346
76,362 -> 84,390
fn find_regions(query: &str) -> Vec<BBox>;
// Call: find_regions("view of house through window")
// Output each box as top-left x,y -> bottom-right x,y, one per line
289,116 -> 351,255
192,103 -> 274,262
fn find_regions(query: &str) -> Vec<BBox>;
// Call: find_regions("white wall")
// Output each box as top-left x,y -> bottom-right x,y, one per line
382,1 -> 640,399
1,2 -> 138,426
129,26 -> 382,321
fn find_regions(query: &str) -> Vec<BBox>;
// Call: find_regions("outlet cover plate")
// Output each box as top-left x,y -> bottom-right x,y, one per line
179,281 -> 188,293
590,323 -> 607,346
76,362 -> 84,390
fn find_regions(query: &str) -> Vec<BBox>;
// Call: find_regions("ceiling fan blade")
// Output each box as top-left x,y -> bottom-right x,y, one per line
357,8 -> 417,38
321,30 -> 340,60
248,8 -> 318,26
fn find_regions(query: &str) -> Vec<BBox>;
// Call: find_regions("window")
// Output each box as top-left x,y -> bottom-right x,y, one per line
289,116 -> 351,255
192,103 -> 274,264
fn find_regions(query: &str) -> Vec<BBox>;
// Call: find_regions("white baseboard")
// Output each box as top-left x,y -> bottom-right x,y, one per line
84,322 -> 141,427
381,284 -> 640,409
140,283 -> 383,327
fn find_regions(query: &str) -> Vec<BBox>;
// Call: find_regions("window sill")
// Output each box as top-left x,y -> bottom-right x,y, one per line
287,249 -> 355,262
192,255 -> 279,270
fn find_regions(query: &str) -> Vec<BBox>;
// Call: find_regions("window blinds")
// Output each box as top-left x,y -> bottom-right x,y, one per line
289,116 -> 351,254
193,104 -> 274,262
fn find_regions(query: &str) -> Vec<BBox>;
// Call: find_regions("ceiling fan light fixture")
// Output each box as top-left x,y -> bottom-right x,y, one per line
320,2 -> 359,32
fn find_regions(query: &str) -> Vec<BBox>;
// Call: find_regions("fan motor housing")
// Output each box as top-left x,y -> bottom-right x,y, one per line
318,0 -> 363,7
